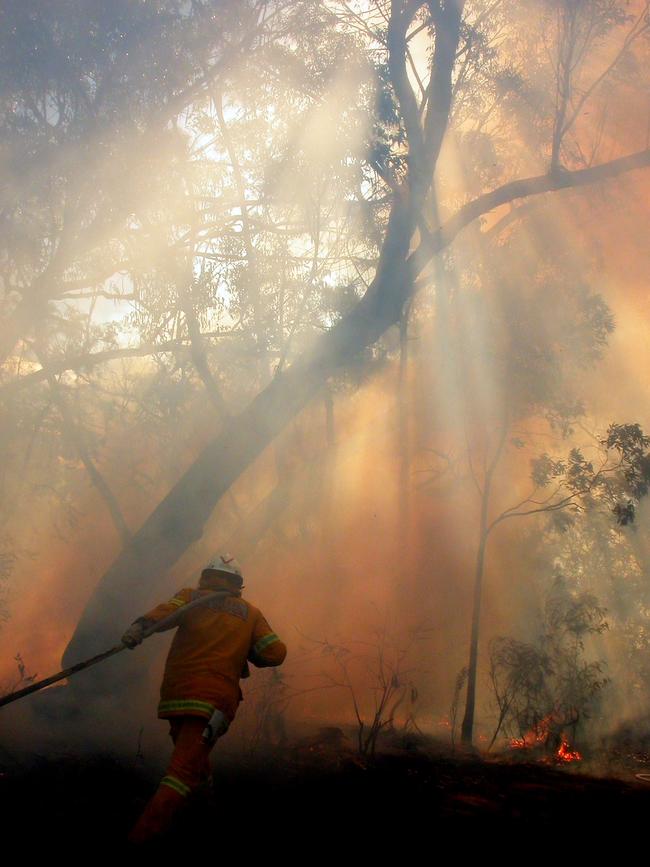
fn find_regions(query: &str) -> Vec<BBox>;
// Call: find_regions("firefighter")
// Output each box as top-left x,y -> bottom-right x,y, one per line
122,552 -> 287,844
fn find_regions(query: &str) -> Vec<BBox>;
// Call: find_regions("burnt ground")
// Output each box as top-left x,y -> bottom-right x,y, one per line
2,735 -> 650,856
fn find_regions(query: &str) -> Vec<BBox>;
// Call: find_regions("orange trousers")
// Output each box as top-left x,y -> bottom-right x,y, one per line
128,716 -> 213,844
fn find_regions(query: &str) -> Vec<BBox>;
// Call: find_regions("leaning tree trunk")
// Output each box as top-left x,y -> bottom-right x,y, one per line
397,300 -> 412,545
63,200 -> 417,672
61,1 -> 468,706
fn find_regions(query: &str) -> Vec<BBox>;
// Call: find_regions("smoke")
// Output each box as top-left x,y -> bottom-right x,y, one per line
2,1 -> 650,765
2,259 -> 650,758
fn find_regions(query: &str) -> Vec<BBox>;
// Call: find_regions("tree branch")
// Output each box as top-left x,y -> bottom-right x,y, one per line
410,147 -> 650,273
0,334 -> 236,397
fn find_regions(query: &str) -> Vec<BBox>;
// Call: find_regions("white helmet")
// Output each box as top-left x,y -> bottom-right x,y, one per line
202,552 -> 243,582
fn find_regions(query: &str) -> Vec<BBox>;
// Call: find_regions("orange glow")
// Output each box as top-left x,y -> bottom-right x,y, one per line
510,714 -> 554,750
556,739 -> 582,763
509,715 -> 582,763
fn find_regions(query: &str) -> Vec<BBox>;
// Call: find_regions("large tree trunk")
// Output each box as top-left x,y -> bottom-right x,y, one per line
397,301 -> 411,545
63,202 -> 417,674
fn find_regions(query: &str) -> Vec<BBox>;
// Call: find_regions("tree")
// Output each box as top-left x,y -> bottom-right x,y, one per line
460,414 -> 650,744
520,462 -> 650,721
0,0 -> 280,547
488,575 -> 609,753
417,208 -> 650,743
419,218 -> 650,745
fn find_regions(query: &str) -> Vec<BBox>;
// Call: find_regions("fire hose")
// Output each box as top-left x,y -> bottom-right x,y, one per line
0,589 -> 233,710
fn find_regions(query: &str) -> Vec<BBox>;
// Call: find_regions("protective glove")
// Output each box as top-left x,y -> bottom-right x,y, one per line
121,621 -> 145,649
201,708 -> 230,745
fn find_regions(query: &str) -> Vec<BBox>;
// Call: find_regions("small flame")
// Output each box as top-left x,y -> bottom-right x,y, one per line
556,738 -> 582,763
509,714 -> 582,763
510,715 -> 552,749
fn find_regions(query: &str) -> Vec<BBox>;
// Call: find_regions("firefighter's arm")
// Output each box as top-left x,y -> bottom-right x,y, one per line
248,613 -> 287,667
121,588 -> 193,647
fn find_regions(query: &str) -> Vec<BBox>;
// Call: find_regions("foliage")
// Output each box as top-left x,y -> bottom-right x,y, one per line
522,490 -> 650,716
488,576 -> 609,750
528,423 -> 650,528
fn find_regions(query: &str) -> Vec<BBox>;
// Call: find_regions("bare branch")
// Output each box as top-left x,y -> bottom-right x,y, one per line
0,333 -> 237,397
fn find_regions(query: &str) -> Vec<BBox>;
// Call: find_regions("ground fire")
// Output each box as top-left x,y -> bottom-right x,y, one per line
509,714 -> 583,763
556,739 -> 582,763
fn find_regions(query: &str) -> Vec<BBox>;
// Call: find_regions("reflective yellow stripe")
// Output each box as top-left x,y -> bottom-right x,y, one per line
158,699 -> 216,717
168,596 -> 186,608
161,775 -> 191,798
253,633 -> 280,655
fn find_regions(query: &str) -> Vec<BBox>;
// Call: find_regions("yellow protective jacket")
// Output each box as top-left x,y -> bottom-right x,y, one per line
136,587 -> 286,722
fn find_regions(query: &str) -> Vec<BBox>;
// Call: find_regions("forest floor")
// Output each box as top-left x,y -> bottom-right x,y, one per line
2,731 -> 650,854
